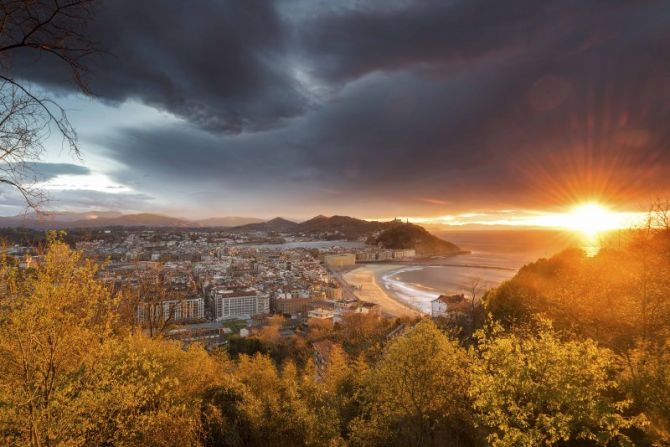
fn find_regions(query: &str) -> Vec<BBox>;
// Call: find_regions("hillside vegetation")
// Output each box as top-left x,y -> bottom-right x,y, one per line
372,222 -> 462,255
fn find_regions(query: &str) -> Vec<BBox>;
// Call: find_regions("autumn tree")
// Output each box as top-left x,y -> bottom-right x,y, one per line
622,340 -> 670,444
470,319 -> 643,447
0,239 -> 223,446
349,319 -> 475,447
0,238 -> 116,445
203,353 -> 344,447
71,335 -> 221,446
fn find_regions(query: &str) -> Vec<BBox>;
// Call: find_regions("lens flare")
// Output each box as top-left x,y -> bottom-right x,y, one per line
564,203 -> 620,238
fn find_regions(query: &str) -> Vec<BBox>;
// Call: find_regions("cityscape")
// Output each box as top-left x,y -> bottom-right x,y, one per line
6,219 -> 460,349
1,1 -> 670,446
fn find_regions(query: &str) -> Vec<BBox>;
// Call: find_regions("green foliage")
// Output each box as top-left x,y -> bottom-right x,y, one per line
202,354 -> 344,447
0,241 -> 216,446
485,239 -> 670,350
470,320 -> 643,447
622,341 -> 670,444
349,319 -> 476,447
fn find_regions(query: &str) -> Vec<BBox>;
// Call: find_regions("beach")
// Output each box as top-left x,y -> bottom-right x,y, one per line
342,230 -> 582,316
343,264 -> 422,318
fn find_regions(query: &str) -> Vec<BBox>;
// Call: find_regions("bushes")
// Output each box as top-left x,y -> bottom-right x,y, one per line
470,321 -> 641,447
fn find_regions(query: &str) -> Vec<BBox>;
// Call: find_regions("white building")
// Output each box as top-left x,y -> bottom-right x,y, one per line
392,249 -> 416,259
307,307 -> 335,324
431,294 -> 467,318
212,287 -> 270,320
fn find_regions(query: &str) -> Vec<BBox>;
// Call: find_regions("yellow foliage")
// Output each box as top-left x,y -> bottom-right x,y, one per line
470,319 -> 643,446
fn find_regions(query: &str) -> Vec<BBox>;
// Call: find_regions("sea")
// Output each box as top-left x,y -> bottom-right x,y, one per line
379,229 -> 590,313
241,229 -> 594,314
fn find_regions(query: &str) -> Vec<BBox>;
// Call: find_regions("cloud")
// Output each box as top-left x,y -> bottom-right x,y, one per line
25,162 -> 91,180
12,0 -> 306,133
5,0 -> 670,217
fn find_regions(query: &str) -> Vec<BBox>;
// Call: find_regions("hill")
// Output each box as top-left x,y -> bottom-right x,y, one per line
230,217 -> 299,233
372,222 -> 462,256
296,215 -> 392,238
196,216 -> 263,227
91,213 -> 192,227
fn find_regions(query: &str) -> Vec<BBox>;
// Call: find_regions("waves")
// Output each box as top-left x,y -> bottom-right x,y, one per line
379,253 -> 523,314
381,267 -> 441,314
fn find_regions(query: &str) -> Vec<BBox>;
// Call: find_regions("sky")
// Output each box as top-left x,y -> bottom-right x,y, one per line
2,0 -> 670,223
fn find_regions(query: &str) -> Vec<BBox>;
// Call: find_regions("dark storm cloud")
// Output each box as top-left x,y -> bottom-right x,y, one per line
14,0 -> 306,133
298,0 -> 667,82
11,0 -> 670,214
299,0 -> 670,209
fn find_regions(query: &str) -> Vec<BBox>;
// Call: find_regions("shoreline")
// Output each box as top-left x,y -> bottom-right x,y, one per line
343,264 -> 422,318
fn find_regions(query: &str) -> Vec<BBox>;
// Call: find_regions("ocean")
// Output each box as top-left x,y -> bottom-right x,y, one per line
379,229 -> 587,313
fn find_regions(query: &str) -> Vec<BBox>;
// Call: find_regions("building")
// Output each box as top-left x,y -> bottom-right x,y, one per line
212,287 -> 270,320
431,294 -> 468,319
166,322 -> 229,348
356,249 -> 415,262
355,251 -> 377,262
392,249 -> 416,259
307,307 -> 335,324
323,253 -> 356,268
136,297 -> 205,323
354,301 -> 381,315
325,285 -> 343,300
273,296 -> 314,317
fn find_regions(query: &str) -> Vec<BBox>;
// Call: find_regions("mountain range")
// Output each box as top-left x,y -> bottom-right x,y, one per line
0,212 -> 263,230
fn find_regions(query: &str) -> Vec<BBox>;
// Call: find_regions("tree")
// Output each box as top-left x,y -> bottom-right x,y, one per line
71,335 -> 219,447
0,238 -> 116,446
470,319 -> 643,447
202,353 -> 344,447
0,238 -> 227,446
321,344 -> 365,439
123,262 -> 197,338
0,0 -> 97,209
622,340 -> 670,445
350,319 -> 475,447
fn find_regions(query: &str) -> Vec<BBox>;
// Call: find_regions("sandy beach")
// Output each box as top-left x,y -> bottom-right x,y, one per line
343,264 -> 422,318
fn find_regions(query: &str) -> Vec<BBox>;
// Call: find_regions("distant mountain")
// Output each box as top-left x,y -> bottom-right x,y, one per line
0,210 -> 125,229
196,216 -> 263,227
230,217 -> 299,233
372,222 -> 462,256
40,211 -> 124,222
87,213 -> 192,227
0,212 -> 194,229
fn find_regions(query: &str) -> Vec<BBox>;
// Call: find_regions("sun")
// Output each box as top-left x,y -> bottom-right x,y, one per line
564,202 -> 621,238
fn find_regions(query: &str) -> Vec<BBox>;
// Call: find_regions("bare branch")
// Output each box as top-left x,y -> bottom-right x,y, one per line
0,0 -> 97,211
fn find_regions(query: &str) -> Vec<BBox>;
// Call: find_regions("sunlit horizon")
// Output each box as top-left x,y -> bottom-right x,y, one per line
372,201 -> 648,235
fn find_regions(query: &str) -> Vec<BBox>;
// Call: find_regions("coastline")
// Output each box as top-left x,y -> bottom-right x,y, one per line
343,264 -> 422,318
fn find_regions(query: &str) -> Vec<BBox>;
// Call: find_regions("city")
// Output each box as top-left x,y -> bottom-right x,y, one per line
6,222 -> 459,350
1,1 -> 670,446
